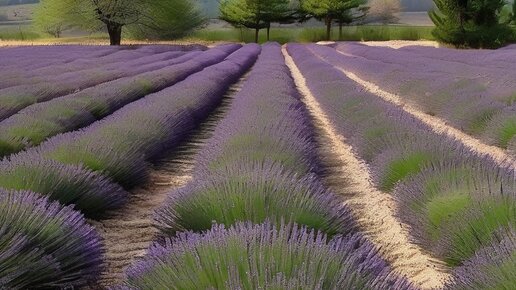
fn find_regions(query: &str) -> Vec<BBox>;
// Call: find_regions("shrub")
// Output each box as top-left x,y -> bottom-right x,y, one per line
445,229 -> 516,289
482,108 -> 516,149
123,222 -> 412,289
0,154 -> 128,218
156,163 -> 355,238
394,159 -> 515,266
0,190 -> 103,288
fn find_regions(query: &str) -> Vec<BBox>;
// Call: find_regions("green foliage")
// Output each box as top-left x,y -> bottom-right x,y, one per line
379,151 -> 434,191
32,0 -> 206,44
219,0 -> 297,42
156,165 -> 353,238
430,0 -> 513,48
33,0 -> 68,37
398,162 -> 516,266
301,0 -> 368,40
125,1 -> 206,40
0,25 -> 41,40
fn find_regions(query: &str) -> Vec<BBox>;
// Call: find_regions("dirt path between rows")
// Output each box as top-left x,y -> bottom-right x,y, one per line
90,75 -> 247,288
283,46 -> 450,289
327,50 -> 515,168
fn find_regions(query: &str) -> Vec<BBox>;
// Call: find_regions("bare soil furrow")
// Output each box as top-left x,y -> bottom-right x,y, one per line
90,72 -> 248,288
283,46 -> 450,289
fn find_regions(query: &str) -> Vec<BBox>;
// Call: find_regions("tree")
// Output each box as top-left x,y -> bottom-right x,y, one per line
335,4 -> 369,39
367,0 -> 401,24
430,0 -> 512,48
33,0 -> 68,38
220,0 -> 297,42
33,0 -> 206,45
510,1 -> 516,23
301,0 -> 367,40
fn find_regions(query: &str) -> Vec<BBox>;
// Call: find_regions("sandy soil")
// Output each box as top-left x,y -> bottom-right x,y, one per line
90,160 -> 194,287
330,58 -> 515,167
89,73 -> 247,288
361,40 -> 440,49
283,46 -> 450,289
317,40 -> 440,49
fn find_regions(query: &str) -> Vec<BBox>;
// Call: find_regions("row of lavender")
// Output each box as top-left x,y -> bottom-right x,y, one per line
0,45 -> 237,158
0,45 -> 208,121
0,44 -> 260,288
118,44 -> 413,289
324,43 -> 516,154
0,45 -> 120,70
288,43 -> 515,288
0,46 -> 206,88
399,44 -> 516,70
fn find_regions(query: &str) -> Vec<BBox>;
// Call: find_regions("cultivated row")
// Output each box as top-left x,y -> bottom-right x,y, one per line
0,44 -> 260,288
0,46 -> 206,120
119,43 -> 412,289
287,43 -> 515,289
0,45 -> 239,158
323,43 -> 516,154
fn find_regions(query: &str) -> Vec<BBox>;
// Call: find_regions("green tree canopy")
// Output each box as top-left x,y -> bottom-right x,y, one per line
33,0 -> 206,45
430,0 -> 512,48
220,0 -> 298,42
301,0 -> 367,40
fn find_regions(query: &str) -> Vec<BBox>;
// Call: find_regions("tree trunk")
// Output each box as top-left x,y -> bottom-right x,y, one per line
107,23 -> 122,46
325,16 -> 332,41
267,24 -> 270,41
255,27 -> 260,43
339,22 -> 343,40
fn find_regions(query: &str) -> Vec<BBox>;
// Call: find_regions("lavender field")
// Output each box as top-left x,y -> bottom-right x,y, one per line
0,42 -> 514,289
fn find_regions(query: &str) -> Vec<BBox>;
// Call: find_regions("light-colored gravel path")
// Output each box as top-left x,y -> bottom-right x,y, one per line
283,46 -> 450,289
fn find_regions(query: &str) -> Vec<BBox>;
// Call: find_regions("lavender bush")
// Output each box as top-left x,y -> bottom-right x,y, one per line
123,222 -> 413,290
156,162 -> 354,237
30,44 -> 259,187
0,190 -> 103,288
394,158 -> 515,266
444,229 -> 516,289
0,154 -> 128,217
319,43 -> 516,152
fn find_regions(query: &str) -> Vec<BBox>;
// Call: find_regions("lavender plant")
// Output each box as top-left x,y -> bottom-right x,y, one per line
394,159 -> 515,266
156,163 -> 354,237
287,44 -> 516,270
0,153 -> 128,218
0,190 -> 103,288
444,229 -> 516,289
123,222 -> 413,290
155,44 -> 351,238
314,43 -> 516,151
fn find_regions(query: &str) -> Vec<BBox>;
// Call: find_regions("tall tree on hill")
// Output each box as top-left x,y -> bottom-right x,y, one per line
301,0 -> 368,41
220,0 -> 298,43
33,0 -> 205,45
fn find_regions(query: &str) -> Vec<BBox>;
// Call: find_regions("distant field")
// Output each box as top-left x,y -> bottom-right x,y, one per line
0,3 -> 35,21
